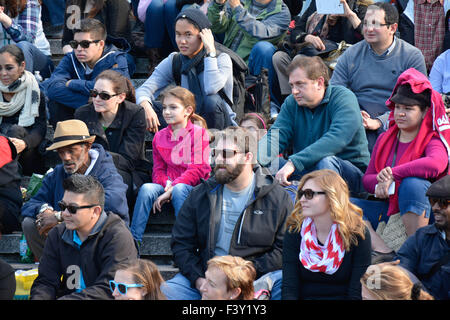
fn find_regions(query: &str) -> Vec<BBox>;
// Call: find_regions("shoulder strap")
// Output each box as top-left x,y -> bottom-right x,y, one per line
172,53 -> 182,86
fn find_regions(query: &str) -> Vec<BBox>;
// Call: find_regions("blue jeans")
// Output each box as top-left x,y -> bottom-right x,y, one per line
248,41 -> 279,106
161,270 -> 283,300
144,0 -> 179,49
16,41 -> 54,79
130,182 -> 193,242
350,177 -> 432,230
280,156 -> 365,203
41,0 -> 65,26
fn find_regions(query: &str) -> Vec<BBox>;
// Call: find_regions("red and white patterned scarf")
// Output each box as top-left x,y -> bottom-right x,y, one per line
299,217 -> 345,275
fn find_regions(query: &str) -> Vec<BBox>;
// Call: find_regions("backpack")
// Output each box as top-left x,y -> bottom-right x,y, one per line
244,67 -> 271,120
172,41 -> 248,122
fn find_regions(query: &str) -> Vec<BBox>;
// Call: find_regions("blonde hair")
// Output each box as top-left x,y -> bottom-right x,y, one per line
286,169 -> 366,251
361,264 -> 434,300
207,256 -> 256,300
160,86 -> 208,129
116,259 -> 167,300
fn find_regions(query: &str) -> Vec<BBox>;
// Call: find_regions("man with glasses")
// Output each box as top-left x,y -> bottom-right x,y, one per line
21,119 -> 129,261
30,174 -> 137,300
164,127 -> 293,300
43,18 -> 130,128
394,175 -> 450,300
330,2 -> 427,152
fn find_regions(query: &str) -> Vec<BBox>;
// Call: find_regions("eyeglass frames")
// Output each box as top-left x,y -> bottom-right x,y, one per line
89,90 -> 120,101
69,39 -> 101,49
109,280 -> 144,295
297,188 -> 326,200
58,201 -> 99,214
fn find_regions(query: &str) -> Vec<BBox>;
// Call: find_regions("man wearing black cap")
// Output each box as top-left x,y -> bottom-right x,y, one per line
395,175 -> 450,300
136,7 -> 236,131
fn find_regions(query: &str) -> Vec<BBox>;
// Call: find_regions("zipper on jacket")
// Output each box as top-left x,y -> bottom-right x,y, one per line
237,209 -> 247,245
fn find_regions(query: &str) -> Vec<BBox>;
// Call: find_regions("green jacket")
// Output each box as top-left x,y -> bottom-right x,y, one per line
258,85 -> 370,173
208,0 -> 290,62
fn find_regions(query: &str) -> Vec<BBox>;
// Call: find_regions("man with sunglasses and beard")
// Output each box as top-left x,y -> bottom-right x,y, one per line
42,18 -> 130,128
21,119 -> 129,261
165,127 -> 293,300
30,174 -> 137,300
394,175 -> 450,300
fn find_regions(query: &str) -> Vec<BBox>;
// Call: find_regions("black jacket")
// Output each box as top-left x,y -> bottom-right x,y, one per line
0,136 -> 22,223
75,100 -> 149,176
171,166 -> 293,287
30,211 -> 138,300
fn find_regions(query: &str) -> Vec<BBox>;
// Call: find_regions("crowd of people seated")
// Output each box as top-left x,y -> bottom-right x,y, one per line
0,0 -> 449,301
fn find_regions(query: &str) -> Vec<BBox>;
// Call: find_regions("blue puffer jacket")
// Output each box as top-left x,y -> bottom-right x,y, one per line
43,42 -> 130,109
21,144 -> 129,225
396,224 -> 450,300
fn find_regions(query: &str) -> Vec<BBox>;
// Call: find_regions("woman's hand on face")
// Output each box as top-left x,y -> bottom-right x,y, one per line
9,137 -> 26,153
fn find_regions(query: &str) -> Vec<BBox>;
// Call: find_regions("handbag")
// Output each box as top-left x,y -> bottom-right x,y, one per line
375,212 -> 408,252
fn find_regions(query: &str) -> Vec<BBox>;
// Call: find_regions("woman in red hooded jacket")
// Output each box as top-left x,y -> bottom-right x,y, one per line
352,68 -> 450,263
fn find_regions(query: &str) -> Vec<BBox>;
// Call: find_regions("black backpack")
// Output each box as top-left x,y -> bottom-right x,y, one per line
172,41 -> 248,122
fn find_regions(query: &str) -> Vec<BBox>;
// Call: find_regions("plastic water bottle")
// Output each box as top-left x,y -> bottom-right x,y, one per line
19,234 -> 28,259
34,71 -> 43,83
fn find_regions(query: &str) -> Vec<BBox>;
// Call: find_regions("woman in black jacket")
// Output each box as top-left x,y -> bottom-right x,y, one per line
282,169 -> 371,300
75,70 -> 150,212
0,44 -> 47,176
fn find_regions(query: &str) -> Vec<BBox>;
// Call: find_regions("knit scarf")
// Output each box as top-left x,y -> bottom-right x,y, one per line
299,217 -> 345,275
0,70 -> 40,127
180,48 -> 206,112
375,68 -> 450,216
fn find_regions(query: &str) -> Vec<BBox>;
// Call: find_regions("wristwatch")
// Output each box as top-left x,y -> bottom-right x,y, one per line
39,203 -> 53,214
207,51 -> 217,58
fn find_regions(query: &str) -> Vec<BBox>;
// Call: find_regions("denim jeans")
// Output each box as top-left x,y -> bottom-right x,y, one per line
16,41 -> 54,79
248,41 -> 280,106
161,270 -> 283,300
41,0 -> 65,26
279,155 -> 365,203
350,177 -> 433,230
130,182 -> 193,242
144,0 -> 179,49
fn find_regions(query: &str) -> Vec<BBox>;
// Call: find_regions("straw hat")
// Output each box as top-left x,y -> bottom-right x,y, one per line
46,119 -> 96,151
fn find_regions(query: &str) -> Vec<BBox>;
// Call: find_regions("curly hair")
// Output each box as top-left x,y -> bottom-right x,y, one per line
286,169 -> 366,251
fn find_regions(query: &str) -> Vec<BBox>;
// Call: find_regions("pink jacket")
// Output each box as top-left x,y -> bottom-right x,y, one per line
152,121 -> 211,187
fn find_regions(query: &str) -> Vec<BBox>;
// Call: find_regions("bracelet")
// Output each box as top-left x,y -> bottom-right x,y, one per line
54,211 -> 63,222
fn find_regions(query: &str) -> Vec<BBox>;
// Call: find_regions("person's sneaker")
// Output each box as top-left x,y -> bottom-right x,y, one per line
371,250 -> 396,264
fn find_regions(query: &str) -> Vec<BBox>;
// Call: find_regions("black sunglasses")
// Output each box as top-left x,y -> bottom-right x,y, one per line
211,148 -> 242,159
58,201 -> 99,214
297,188 -> 326,200
69,39 -> 101,49
89,90 -> 120,101
429,197 -> 450,209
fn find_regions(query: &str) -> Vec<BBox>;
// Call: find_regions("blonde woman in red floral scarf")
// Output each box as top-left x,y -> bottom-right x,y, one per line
282,169 -> 371,300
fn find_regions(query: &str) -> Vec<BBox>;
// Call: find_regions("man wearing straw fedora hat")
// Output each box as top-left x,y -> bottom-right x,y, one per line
21,119 -> 129,260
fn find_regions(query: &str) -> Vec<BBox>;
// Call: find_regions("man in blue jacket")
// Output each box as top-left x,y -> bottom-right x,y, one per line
396,175 -> 450,300
43,18 -> 130,127
21,120 -> 129,261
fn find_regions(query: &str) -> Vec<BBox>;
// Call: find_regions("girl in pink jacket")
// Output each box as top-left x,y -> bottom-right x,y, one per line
130,86 -> 211,243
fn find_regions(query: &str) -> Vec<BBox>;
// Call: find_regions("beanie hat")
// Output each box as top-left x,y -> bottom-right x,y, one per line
175,7 -> 212,31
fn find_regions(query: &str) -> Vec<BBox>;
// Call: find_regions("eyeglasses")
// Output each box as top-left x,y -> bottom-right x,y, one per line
211,149 -> 242,159
297,188 -> 326,200
89,90 -> 120,101
58,201 -> 99,214
362,21 -> 390,29
69,39 -> 101,49
109,280 -> 143,295
429,197 -> 450,209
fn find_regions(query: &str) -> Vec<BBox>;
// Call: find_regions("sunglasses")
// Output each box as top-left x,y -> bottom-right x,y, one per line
58,201 -> 99,214
297,188 -> 326,200
109,280 -> 143,295
69,39 -> 101,49
211,149 -> 242,159
429,197 -> 450,209
89,90 -> 120,101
